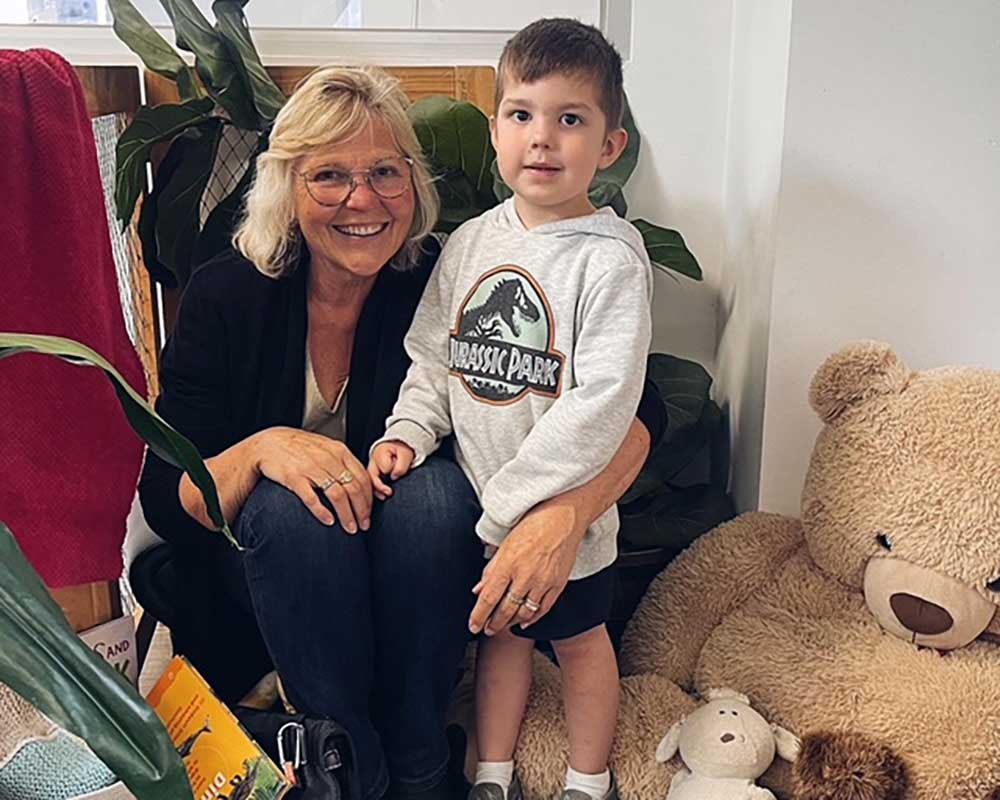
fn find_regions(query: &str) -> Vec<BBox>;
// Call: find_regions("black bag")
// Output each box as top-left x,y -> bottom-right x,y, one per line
233,707 -> 360,800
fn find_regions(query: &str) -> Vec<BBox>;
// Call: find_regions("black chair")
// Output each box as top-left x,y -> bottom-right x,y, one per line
130,543 -> 179,672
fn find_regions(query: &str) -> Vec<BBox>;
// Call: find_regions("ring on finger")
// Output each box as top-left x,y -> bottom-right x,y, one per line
523,597 -> 541,614
317,476 -> 336,491
337,469 -> 355,485
505,590 -> 526,606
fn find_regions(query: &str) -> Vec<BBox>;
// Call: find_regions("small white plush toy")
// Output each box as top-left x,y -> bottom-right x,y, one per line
655,688 -> 800,800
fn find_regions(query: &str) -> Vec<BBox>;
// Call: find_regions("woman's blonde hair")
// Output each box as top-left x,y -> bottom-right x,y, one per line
234,65 -> 439,277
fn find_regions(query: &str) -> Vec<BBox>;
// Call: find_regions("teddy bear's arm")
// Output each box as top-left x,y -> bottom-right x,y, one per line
746,787 -> 777,800
619,512 -> 804,684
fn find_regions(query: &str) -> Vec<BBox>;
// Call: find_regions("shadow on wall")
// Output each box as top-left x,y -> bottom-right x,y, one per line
757,163 -> 947,515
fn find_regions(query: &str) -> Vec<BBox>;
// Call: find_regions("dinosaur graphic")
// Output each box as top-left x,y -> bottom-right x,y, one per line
459,278 -> 540,339
219,757 -> 261,800
175,717 -> 211,759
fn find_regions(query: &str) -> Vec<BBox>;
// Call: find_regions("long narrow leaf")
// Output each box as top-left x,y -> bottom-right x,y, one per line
0,521 -> 194,800
114,97 -> 215,229
0,334 -> 236,547
159,0 -> 260,129
107,0 -> 202,102
212,0 -> 286,123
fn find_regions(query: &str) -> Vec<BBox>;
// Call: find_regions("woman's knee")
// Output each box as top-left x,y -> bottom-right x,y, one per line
378,457 -> 479,539
237,477 -> 335,550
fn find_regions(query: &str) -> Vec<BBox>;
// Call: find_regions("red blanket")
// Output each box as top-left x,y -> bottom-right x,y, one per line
0,49 -> 147,588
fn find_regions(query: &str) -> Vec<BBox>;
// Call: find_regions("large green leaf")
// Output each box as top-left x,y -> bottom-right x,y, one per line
212,0 -> 286,123
632,219 -> 702,280
409,96 -> 499,228
621,354 -> 715,504
153,118 -> 224,287
618,483 -> 735,552
589,98 -> 641,208
0,334 -> 236,548
0,521 -> 194,800
107,0 -> 202,102
114,97 -> 215,230
136,128 -> 186,288
159,0 -> 259,129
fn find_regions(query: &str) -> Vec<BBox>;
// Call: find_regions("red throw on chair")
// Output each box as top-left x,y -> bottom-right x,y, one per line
0,49 -> 147,587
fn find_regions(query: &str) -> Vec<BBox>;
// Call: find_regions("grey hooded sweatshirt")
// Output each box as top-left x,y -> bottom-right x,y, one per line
378,198 -> 653,579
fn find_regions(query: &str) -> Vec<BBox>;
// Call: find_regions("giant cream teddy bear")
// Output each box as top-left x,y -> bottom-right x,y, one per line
474,341 -> 1000,800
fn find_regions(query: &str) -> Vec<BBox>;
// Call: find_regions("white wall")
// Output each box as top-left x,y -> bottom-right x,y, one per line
714,0 -> 791,511
624,0 -> 732,370
759,0 -> 1000,515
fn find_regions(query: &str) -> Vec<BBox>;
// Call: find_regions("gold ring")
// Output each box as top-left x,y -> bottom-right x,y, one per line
338,469 -> 355,485
523,598 -> 541,613
318,477 -> 336,491
505,590 -> 526,606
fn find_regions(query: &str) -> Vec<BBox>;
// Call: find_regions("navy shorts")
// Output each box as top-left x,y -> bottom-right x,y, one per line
510,564 -> 617,642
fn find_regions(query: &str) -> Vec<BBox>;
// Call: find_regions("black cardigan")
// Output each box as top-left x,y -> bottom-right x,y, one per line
137,238 -> 664,699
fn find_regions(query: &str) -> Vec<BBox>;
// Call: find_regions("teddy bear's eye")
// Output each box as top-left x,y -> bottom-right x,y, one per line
731,711 -> 738,716
986,576 -> 1000,592
718,710 -> 725,715
875,532 -> 893,551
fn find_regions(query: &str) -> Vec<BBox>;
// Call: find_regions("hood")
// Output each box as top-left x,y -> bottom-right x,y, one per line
494,198 -> 650,266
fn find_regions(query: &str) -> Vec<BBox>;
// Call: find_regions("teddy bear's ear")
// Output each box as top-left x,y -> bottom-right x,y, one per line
772,723 -> 801,762
655,719 -> 684,763
704,687 -> 750,704
808,340 -> 911,423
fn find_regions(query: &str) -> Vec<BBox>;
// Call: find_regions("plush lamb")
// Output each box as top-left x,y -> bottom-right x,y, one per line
619,341 -> 1000,799
655,688 -> 799,800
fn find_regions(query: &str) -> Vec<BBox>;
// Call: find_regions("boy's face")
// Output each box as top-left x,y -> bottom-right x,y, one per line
491,72 -> 628,227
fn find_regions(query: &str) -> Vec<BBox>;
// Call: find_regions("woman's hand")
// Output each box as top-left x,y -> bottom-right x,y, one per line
468,498 -> 586,635
249,426 -> 373,533
467,417 -> 651,635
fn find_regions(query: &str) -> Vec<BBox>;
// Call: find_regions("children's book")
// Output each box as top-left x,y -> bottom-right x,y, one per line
147,656 -> 290,800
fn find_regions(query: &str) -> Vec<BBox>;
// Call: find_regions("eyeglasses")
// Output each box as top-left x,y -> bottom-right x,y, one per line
294,156 -> 414,206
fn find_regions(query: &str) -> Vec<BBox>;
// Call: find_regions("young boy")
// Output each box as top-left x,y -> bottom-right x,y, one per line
368,18 -> 651,800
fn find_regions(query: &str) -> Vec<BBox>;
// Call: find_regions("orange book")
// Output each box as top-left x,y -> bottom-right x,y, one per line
147,656 -> 290,800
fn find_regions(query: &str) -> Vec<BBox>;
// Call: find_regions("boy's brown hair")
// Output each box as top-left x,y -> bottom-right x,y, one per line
495,17 -> 625,130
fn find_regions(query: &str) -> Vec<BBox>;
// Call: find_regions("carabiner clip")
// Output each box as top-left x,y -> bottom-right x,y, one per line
277,721 -> 306,786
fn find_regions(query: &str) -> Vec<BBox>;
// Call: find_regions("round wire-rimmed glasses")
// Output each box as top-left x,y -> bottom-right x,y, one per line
294,156 -> 414,206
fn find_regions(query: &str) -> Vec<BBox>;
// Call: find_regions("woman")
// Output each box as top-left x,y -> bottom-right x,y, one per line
139,66 -> 663,800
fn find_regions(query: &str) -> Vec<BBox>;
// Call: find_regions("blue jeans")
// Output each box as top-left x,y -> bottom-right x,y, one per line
235,457 -> 482,800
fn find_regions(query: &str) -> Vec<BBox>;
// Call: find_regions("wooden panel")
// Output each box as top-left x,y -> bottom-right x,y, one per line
147,65 -> 497,116
50,581 -> 123,634
74,66 -> 141,118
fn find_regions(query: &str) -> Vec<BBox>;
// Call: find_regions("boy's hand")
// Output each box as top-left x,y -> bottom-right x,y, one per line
367,441 -> 415,500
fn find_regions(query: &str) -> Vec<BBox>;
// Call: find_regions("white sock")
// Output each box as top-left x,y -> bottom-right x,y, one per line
476,760 -> 514,794
565,767 -> 611,799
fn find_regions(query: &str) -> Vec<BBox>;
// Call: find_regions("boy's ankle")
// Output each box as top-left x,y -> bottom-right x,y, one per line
562,767 -> 614,800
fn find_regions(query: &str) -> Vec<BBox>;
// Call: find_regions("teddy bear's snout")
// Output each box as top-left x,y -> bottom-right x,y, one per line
720,732 -> 736,743
889,592 -> 953,635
